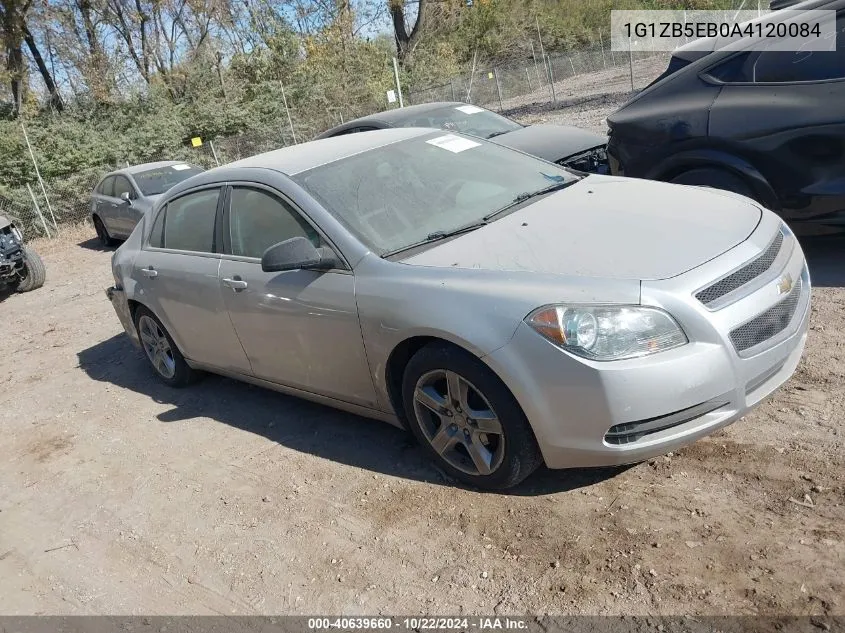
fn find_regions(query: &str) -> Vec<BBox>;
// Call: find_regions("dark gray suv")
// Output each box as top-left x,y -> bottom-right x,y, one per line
607,0 -> 845,234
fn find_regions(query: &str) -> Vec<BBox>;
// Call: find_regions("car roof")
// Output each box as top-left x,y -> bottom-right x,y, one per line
671,0 -> 842,61
103,160 -> 196,179
218,127 -> 433,176
319,102 -> 473,137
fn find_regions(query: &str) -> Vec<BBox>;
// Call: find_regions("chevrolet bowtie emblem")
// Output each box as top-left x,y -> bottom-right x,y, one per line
776,273 -> 794,295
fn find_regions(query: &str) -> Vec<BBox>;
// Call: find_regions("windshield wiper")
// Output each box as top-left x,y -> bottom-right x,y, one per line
486,131 -> 509,139
382,221 -> 487,258
483,180 -> 576,222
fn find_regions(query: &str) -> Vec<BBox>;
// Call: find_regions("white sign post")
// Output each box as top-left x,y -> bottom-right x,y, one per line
387,90 -> 397,104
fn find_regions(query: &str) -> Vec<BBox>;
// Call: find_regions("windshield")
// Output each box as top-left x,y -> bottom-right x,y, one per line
293,132 -> 580,255
394,104 -> 522,139
133,164 -> 204,196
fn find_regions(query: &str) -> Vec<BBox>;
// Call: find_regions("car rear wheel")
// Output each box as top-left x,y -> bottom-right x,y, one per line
93,215 -> 117,247
670,168 -> 757,201
134,306 -> 196,387
401,343 -> 542,490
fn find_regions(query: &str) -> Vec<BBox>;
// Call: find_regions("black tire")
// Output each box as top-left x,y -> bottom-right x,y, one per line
401,342 -> 542,490
133,305 -> 197,387
93,215 -> 117,247
669,168 -> 757,201
15,245 -> 46,292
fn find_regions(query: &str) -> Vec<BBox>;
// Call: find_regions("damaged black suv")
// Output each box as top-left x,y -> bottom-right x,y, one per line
0,214 -> 46,293
607,0 -> 845,234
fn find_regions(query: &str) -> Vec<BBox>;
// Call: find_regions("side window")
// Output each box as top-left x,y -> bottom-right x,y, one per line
113,175 -> 135,200
228,187 -> 321,259
99,176 -> 115,197
711,14 -> 845,83
163,188 -> 220,253
148,207 -> 165,248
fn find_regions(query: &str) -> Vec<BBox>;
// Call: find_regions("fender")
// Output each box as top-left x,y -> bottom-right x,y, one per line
646,148 -> 780,211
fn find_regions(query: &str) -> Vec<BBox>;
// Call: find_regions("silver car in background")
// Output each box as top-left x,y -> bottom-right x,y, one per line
90,161 -> 204,246
106,128 -> 810,490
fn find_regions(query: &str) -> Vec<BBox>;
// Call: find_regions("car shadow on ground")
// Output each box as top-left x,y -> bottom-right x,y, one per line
77,237 -> 115,252
77,334 -> 628,496
801,235 -> 845,288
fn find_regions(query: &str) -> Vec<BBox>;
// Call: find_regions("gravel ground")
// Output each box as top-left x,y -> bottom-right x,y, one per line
1,100 -> 844,616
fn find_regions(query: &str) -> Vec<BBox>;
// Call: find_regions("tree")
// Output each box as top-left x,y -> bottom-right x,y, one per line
1,0 -> 30,113
1,0 -> 63,114
24,25 -> 63,110
389,0 -> 426,63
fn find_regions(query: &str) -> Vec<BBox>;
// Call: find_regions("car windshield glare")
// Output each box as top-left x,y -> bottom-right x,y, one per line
133,165 -> 204,196
397,105 -> 522,139
293,132 -> 580,255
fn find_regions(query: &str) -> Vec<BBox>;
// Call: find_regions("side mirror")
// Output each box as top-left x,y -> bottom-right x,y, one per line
120,191 -> 132,204
261,236 -> 337,273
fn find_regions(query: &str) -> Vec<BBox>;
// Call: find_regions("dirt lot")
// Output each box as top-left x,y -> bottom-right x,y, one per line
1,101 -> 844,616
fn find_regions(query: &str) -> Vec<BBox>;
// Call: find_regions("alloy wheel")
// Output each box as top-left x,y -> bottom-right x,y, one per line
138,315 -> 176,379
413,369 -> 505,476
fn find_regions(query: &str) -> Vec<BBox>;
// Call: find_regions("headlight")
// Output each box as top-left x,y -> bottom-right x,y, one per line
525,305 -> 688,361
10,226 -> 22,242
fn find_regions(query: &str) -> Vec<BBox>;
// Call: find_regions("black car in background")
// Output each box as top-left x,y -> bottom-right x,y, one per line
317,102 -> 610,174
607,0 -> 845,233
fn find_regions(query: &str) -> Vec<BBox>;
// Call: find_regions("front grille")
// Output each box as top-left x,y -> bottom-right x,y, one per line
696,231 -> 784,307
729,276 -> 803,353
604,397 -> 730,445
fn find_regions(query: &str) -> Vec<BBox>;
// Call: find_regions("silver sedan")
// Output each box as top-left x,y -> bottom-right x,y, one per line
106,128 -> 810,489
90,161 -> 204,246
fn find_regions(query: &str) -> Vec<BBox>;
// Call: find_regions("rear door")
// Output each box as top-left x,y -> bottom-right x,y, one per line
705,10 -> 845,223
217,183 -> 378,408
137,186 -> 252,374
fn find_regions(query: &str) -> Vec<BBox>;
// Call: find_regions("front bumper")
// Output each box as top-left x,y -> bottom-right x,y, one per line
482,214 -> 811,470
106,286 -> 141,348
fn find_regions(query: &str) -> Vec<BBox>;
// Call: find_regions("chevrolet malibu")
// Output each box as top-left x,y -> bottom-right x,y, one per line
106,128 -> 810,489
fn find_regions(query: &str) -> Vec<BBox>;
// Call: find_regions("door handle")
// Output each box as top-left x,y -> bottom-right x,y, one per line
222,277 -> 248,291
141,267 -> 158,278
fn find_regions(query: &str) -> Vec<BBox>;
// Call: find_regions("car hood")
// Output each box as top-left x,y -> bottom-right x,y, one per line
402,176 -> 762,281
491,124 -> 606,162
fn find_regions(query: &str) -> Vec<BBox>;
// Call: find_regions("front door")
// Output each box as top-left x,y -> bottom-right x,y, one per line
138,186 -> 251,374
706,11 -> 845,223
111,174 -> 138,236
218,184 -> 378,408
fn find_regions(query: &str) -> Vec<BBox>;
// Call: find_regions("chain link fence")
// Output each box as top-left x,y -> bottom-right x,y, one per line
407,41 -> 672,114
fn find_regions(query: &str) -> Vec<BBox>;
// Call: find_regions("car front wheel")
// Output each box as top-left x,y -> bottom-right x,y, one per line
15,246 -> 46,292
402,343 -> 542,490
